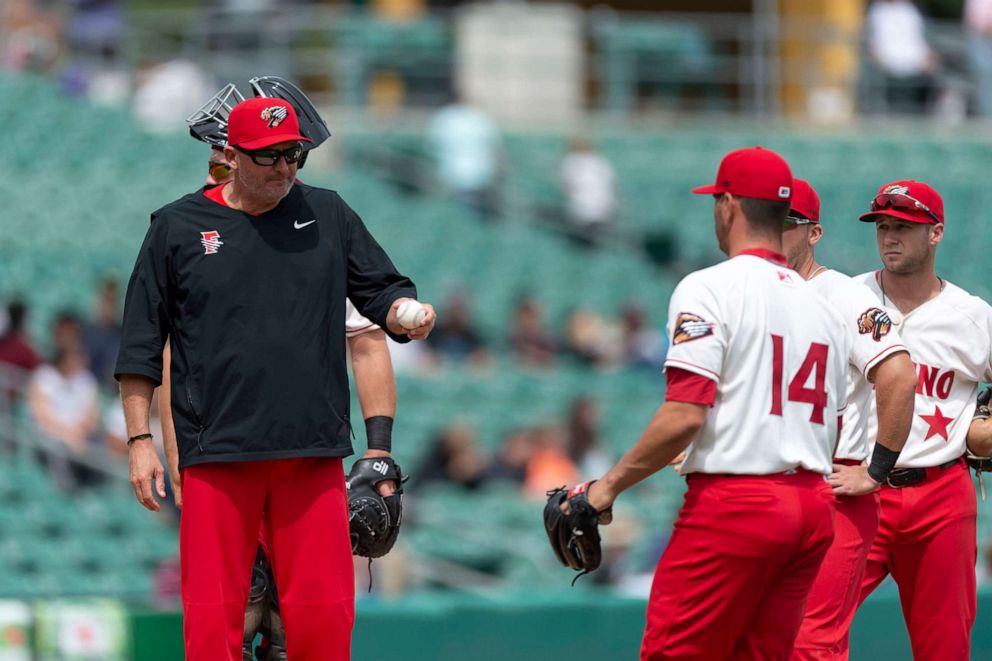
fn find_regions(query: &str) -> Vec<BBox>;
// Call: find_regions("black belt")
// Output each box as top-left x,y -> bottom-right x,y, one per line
885,458 -> 963,488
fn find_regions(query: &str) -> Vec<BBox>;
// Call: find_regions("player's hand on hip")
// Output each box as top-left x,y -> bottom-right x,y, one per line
362,448 -> 397,496
827,463 -> 880,497
129,440 -> 167,512
386,298 -> 437,340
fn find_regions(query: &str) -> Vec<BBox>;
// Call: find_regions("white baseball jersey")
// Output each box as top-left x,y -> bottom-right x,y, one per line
857,272 -> 992,468
665,250 -> 850,476
807,269 -> 910,461
346,299 -> 378,338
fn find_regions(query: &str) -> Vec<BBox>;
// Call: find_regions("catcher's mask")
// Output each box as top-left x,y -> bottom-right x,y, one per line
186,76 -> 331,168
186,83 -> 245,147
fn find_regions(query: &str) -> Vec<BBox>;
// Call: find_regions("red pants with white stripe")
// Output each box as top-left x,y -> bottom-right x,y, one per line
640,471 -> 835,661
858,460 -> 976,661
791,491 -> 880,660
180,458 -> 354,661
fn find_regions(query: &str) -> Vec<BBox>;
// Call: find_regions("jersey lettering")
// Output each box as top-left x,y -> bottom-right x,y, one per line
915,362 -> 955,400
770,334 -> 830,424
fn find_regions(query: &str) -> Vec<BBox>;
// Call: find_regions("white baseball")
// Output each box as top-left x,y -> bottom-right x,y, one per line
396,300 -> 427,329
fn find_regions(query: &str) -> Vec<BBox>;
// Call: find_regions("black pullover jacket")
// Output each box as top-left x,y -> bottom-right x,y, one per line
115,183 -> 417,468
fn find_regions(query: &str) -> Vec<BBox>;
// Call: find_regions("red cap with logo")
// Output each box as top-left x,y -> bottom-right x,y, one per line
692,146 -> 793,202
789,178 -> 820,222
227,97 -> 312,150
859,180 -> 943,225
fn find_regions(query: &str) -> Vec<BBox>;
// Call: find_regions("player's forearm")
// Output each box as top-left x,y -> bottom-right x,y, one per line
597,401 -> 706,502
160,343 -> 180,473
349,330 -> 397,419
872,352 -> 916,452
120,374 -> 156,437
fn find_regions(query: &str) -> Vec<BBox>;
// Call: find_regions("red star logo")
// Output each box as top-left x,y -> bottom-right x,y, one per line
919,405 -> 953,441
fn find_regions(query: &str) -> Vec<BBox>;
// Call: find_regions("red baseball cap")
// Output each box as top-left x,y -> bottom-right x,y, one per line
789,178 -> 820,222
859,180 -> 944,225
692,146 -> 793,202
227,98 -> 312,150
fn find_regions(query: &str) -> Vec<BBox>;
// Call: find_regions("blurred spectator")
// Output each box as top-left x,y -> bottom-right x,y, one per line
560,138 -> 617,246
1,0 -> 61,73
866,0 -> 937,114
28,347 -> 102,491
0,300 -> 42,373
566,396 -> 613,479
621,304 -> 667,370
562,307 -> 624,369
427,91 -> 501,218
429,293 -> 489,366
523,425 -> 578,498
415,422 -> 489,490
966,0 -> 992,116
66,0 -> 123,56
486,428 -> 535,484
52,310 -> 84,355
509,296 -> 557,368
0,300 -> 42,425
132,59 -> 215,132
82,278 -> 123,391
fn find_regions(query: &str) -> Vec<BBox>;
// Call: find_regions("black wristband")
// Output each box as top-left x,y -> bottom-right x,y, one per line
127,433 -> 154,445
365,416 -> 393,453
867,443 -> 900,484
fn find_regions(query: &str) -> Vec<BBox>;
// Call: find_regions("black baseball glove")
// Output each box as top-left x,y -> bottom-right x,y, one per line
544,481 -> 613,582
347,457 -> 404,558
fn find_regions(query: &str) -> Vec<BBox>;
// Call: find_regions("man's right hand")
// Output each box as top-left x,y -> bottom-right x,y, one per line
129,440 -> 167,512
827,463 -> 880,497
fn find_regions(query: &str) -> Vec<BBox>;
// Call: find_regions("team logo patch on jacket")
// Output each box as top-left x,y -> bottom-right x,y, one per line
200,230 -> 224,255
858,307 -> 892,341
673,313 -> 714,345
260,105 -> 288,128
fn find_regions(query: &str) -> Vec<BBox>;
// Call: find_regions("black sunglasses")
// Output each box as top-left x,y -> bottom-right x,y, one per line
235,144 -> 304,166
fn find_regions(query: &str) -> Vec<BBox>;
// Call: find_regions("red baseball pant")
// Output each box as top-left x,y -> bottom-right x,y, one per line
180,458 -> 354,661
858,460 -> 976,661
791,491 -> 880,660
641,471 -> 835,661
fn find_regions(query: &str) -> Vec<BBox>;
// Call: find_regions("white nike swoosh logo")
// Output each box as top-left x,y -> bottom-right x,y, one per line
294,219 -> 316,229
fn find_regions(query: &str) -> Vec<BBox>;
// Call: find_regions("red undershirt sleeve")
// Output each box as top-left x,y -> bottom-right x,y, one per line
665,367 -> 717,406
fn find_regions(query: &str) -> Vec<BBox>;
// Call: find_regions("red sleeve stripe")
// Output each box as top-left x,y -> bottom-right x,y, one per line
665,367 -> 717,406
665,358 -> 720,381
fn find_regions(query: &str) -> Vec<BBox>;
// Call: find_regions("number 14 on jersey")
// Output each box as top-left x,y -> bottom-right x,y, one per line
769,334 -> 830,424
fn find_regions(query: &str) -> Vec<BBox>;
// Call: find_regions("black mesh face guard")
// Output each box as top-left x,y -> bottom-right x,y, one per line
186,83 -> 245,147
250,75 -> 331,151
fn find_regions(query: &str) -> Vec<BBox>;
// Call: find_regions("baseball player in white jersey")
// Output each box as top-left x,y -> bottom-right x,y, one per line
853,180 -> 992,659
571,147 -> 850,659
781,178 -> 917,660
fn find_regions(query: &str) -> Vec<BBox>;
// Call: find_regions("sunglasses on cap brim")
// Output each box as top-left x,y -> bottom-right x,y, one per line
785,215 -> 814,226
870,192 -> 940,224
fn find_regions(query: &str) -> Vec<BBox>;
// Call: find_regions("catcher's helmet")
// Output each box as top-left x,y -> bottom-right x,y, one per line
186,76 -> 330,153
249,76 -> 331,151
